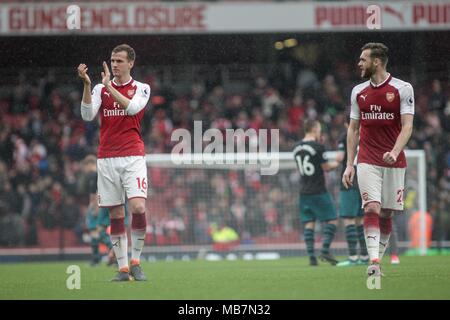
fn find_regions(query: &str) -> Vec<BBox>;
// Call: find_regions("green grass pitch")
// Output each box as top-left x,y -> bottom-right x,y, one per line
1,256 -> 450,300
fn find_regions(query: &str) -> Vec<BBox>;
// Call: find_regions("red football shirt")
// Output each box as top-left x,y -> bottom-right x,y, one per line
350,74 -> 414,168
82,78 -> 151,158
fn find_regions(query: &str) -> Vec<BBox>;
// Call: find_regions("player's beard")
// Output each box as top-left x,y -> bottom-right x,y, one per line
361,64 -> 376,79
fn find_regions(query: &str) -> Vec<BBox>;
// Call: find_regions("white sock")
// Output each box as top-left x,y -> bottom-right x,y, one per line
131,229 -> 146,262
110,233 -> 128,270
364,227 -> 380,261
379,233 -> 391,261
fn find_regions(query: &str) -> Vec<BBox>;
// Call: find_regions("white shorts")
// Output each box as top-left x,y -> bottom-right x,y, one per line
357,163 -> 406,211
97,156 -> 148,207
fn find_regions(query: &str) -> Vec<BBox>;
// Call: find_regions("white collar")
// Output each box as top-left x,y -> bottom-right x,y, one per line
370,73 -> 391,88
112,77 -> 133,87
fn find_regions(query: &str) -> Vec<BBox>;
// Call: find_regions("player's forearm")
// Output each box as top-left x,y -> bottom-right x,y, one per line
105,83 -> 131,109
92,203 -> 99,215
81,82 -> 92,105
80,83 -> 98,121
89,194 -> 98,214
88,203 -> 99,215
346,125 -> 359,167
323,160 -> 340,171
335,151 -> 345,163
391,123 -> 413,156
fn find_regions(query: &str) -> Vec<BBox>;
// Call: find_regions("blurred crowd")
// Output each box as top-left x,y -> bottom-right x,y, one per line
0,62 -> 449,248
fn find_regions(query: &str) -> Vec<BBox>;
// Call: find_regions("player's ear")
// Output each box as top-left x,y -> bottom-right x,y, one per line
373,57 -> 381,67
129,60 -> 134,69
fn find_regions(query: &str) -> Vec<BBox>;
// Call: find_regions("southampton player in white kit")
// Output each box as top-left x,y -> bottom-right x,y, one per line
342,43 -> 414,277
78,44 -> 151,281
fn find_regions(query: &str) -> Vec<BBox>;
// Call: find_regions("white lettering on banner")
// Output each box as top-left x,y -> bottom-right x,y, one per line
66,5 -> 81,30
366,5 -> 381,30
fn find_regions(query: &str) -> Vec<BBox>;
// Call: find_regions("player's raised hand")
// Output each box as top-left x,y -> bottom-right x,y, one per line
77,64 -> 91,85
383,151 -> 397,165
342,165 -> 355,189
101,61 -> 111,87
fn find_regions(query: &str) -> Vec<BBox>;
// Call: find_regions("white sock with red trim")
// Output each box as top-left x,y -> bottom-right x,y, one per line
364,212 -> 380,262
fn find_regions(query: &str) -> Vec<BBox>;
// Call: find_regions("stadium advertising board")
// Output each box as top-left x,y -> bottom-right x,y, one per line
0,1 -> 449,35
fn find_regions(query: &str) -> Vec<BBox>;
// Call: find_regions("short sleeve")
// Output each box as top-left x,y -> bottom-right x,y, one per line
350,87 -> 360,120
126,82 -> 151,115
91,84 -> 103,110
81,84 -> 103,121
399,83 -> 415,115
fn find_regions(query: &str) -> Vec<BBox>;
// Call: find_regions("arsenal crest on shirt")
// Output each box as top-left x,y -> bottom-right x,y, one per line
127,89 -> 135,97
386,92 -> 395,102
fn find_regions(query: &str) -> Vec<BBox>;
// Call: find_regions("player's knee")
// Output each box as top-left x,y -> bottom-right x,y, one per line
130,202 -> 146,214
304,222 -> 315,230
355,216 -> 363,225
344,218 -> 356,226
109,206 -> 125,219
90,230 -> 100,238
380,209 -> 393,218
364,202 -> 380,215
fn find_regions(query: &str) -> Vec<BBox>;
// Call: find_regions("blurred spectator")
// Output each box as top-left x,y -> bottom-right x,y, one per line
0,201 -> 25,247
429,79 -> 447,112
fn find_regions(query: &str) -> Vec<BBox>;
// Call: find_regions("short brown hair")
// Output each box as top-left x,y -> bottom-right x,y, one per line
361,42 -> 389,66
82,155 -> 97,166
112,44 -> 135,61
304,119 -> 320,134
